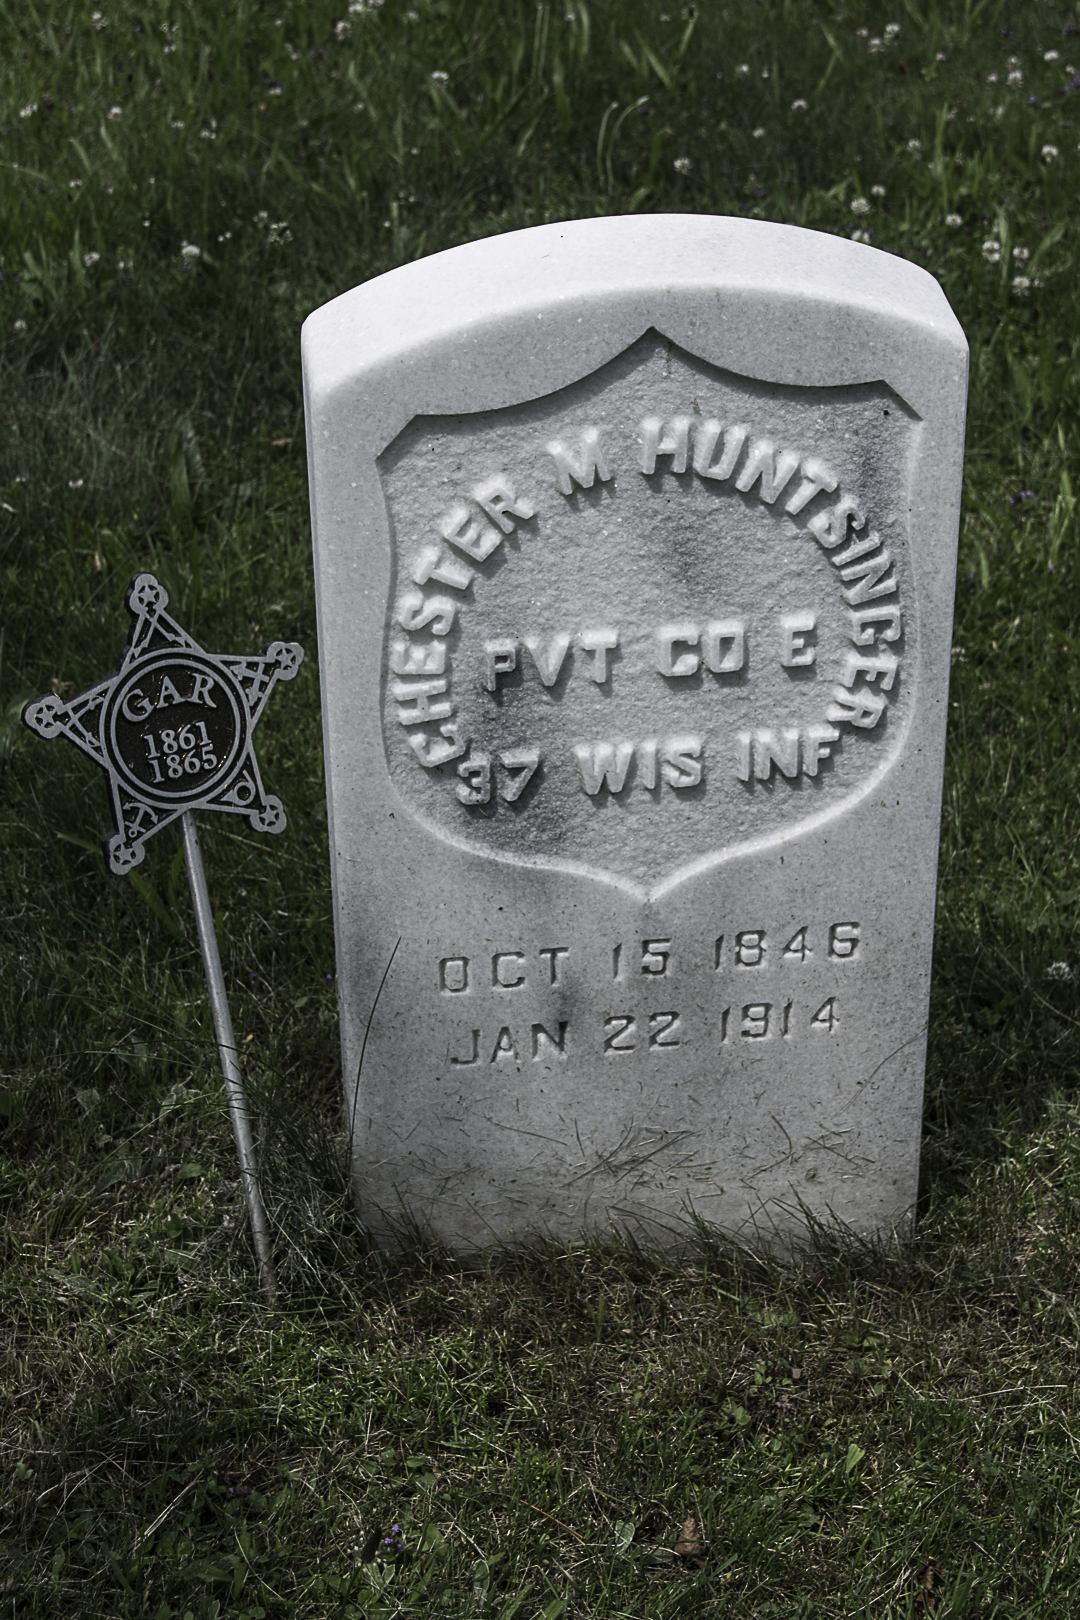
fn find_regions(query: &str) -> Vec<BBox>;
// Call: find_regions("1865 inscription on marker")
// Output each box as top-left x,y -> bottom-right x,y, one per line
304,216 -> 967,1250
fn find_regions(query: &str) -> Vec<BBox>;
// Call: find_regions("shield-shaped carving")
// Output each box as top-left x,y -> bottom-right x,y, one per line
379,331 -> 912,899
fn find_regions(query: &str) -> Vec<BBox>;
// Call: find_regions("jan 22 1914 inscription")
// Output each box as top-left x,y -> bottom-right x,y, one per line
304,215 -> 967,1249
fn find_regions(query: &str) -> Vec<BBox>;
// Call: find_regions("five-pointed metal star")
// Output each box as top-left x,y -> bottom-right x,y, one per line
23,573 -> 304,874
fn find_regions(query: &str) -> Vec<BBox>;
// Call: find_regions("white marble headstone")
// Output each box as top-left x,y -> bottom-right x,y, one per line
303,214 -> 967,1249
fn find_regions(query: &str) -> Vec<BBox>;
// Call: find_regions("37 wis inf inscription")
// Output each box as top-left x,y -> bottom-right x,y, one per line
379,332 -> 913,896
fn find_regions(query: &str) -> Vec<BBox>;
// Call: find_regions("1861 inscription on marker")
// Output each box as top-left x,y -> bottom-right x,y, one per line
303,215 -> 967,1249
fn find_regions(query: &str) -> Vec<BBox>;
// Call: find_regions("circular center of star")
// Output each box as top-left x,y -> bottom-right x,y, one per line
104,653 -> 249,805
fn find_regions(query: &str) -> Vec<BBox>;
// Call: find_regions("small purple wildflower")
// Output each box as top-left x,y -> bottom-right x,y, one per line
1008,490 -> 1036,506
381,1523 -> 404,1552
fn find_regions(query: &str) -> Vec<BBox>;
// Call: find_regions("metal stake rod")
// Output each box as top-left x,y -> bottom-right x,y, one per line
179,810 -> 276,1302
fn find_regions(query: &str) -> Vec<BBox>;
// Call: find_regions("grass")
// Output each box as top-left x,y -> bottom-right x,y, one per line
2,0 -> 1080,1612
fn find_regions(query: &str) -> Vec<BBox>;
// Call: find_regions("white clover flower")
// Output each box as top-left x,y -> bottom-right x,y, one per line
791,98 -> 808,111
1045,961 -> 1073,982
82,251 -> 100,267
1045,49 -> 1060,62
869,38 -> 883,53
163,42 -> 175,53
673,156 -> 692,173
335,19 -> 351,38
69,178 -> 83,188
107,105 -> 122,119
850,196 -> 871,215
117,258 -> 132,269
885,22 -> 900,38
736,62 -> 750,75
13,319 -> 27,334
987,72 -> 998,83
19,103 -> 38,118
180,241 -> 201,260
982,239 -> 1001,262
871,183 -> 886,196
993,104 -> 1006,119
907,137 -> 922,152
199,126 -> 215,139
1012,274 -> 1031,294
856,27 -> 868,37
851,228 -> 872,243
945,213 -> 962,227
267,220 -> 291,245
1007,69 -> 1023,87
171,119 -> 183,129
430,69 -> 449,83
69,479 -> 84,489
1042,144 -> 1059,162
1012,245 -> 1029,263
254,209 -> 269,226
217,231 -> 231,241
91,10 -> 107,27
752,127 -> 765,139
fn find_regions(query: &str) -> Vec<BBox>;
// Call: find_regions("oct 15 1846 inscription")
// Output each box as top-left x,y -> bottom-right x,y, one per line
303,215 -> 967,1250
